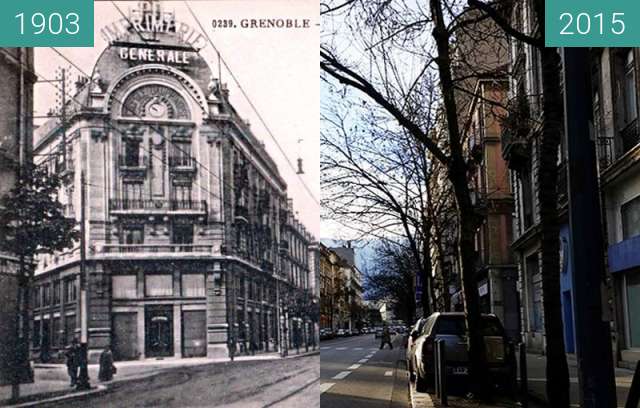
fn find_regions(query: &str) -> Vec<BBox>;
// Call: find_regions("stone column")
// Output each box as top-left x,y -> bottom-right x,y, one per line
137,308 -> 145,359
206,261 -> 228,358
173,304 -> 182,358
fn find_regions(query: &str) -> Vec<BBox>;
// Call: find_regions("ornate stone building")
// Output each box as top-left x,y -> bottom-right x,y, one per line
30,2 -> 315,362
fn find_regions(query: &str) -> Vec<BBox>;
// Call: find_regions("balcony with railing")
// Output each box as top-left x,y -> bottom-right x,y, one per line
109,199 -> 207,214
597,137 -> 615,171
168,155 -> 196,173
101,244 -> 215,255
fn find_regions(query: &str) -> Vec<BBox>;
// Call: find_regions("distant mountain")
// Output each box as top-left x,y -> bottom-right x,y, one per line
320,238 -> 379,272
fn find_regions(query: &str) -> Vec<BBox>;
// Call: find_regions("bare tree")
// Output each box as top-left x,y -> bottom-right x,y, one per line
321,0 -> 510,395
466,0 -> 571,404
322,90 -> 459,316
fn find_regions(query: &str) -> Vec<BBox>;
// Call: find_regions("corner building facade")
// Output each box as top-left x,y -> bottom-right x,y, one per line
31,4 -> 315,362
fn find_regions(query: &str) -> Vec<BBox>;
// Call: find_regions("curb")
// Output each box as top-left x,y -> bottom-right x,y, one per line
409,379 -> 436,408
6,385 -> 108,408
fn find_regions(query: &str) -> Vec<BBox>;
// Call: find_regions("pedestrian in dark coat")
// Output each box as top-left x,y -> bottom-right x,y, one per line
380,325 -> 393,350
98,346 -> 115,382
65,338 -> 80,386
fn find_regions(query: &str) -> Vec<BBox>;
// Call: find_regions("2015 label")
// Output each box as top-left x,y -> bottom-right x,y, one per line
559,12 -> 625,36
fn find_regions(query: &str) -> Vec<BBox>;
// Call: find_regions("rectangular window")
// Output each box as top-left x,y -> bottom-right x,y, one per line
123,139 -> 141,167
112,275 -> 138,299
43,284 -> 51,306
172,224 -> 193,248
64,278 -> 77,303
170,142 -> 192,167
122,225 -> 144,245
526,254 -> 543,332
34,286 -> 41,308
145,274 -> 173,297
624,50 -> 637,124
521,165 -> 534,230
622,196 -> 640,240
181,274 -> 205,297
53,281 -> 61,304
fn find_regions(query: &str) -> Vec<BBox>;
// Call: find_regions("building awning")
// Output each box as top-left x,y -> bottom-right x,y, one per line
608,234 -> 640,273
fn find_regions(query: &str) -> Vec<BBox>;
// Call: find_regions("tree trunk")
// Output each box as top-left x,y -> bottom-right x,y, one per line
537,45 -> 571,408
422,221 -> 436,317
430,0 -> 490,397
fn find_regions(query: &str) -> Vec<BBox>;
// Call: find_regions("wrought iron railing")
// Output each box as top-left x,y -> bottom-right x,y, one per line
596,137 -> 615,170
168,155 -> 195,168
109,199 -> 207,212
102,244 -> 214,254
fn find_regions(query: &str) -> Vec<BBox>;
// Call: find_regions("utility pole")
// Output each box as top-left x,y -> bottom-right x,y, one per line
562,47 -> 617,407
76,171 -> 90,390
60,68 -> 67,165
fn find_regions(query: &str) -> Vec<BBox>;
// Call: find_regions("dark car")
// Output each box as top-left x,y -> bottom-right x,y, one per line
320,329 -> 335,341
409,312 -> 516,392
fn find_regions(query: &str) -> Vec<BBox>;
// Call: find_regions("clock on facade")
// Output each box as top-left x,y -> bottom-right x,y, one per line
147,101 -> 168,118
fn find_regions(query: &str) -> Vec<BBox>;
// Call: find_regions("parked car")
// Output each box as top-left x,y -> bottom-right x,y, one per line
409,312 -> 516,393
320,329 -> 335,341
336,329 -> 346,337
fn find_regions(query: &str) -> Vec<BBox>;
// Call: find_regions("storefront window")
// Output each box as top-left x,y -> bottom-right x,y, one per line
622,195 -> 640,240
145,274 -> 173,297
181,274 -> 205,297
112,275 -> 138,299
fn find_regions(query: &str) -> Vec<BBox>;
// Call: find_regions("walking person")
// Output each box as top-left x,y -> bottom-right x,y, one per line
98,345 -> 115,382
65,338 -> 80,387
228,335 -> 236,362
379,324 -> 393,350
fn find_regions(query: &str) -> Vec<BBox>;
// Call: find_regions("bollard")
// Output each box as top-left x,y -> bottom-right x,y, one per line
434,340 -> 441,399
625,360 -> 640,408
439,339 -> 447,406
519,342 -> 528,408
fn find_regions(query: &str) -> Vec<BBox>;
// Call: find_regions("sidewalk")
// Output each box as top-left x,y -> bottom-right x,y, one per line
522,352 -> 634,407
409,380 -> 526,408
0,349 -> 319,407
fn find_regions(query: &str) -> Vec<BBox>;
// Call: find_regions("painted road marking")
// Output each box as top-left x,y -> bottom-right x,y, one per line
320,382 -> 335,393
336,347 -> 347,350
354,347 -> 363,350
358,359 -> 368,363
384,371 -> 393,376
320,347 -> 331,350
333,371 -> 351,380
348,364 -> 361,370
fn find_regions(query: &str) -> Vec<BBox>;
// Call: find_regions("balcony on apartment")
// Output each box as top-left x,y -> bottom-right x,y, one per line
168,154 -> 197,173
109,198 -> 207,215
597,118 -> 640,180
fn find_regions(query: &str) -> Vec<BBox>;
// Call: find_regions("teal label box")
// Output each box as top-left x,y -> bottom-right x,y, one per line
0,0 -> 93,47
546,0 -> 640,47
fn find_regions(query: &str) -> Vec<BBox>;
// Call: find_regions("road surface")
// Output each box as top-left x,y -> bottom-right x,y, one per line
41,355 -> 319,408
320,334 -> 409,408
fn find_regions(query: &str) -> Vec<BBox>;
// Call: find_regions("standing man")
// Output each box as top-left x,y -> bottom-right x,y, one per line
64,338 -> 80,386
379,324 -> 393,350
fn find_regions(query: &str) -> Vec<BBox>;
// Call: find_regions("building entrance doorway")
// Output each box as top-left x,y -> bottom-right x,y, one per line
145,306 -> 174,358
